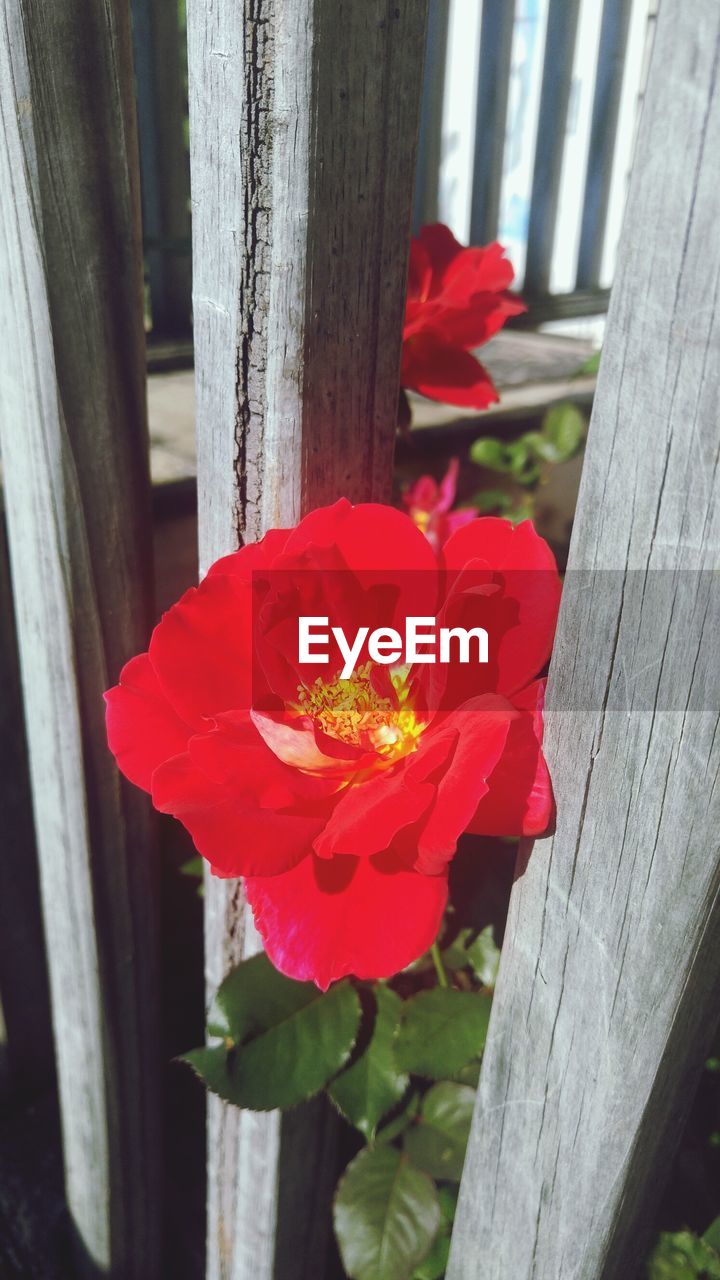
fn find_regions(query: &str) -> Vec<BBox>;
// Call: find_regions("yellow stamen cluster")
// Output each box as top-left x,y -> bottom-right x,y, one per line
297,662 -> 424,760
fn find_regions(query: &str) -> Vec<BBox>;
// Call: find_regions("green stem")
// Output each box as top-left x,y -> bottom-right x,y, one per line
430,940 -> 449,989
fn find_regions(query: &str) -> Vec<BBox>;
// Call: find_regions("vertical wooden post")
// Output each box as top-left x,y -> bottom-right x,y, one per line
186,1 -> 428,1275
0,2 -> 160,1275
449,2 -> 720,1277
132,0 -> 192,335
0,513 -> 53,1100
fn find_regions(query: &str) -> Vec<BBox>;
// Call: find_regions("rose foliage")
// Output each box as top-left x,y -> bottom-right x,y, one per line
106,500 -> 559,989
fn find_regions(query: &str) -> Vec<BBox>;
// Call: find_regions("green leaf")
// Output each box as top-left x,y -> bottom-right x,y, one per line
470,437 -> 513,472
472,487 -> 513,516
329,986 -> 409,1139
394,988 -> 492,1078
540,402 -> 585,462
411,1185 -> 456,1278
466,926 -> 501,986
704,1218 -> 720,1254
576,349 -> 601,376
412,1232 -> 450,1280
404,1082 -> 475,1181
375,1092 -> 421,1146
647,1230 -> 720,1280
442,925 -> 500,987
182,952 -> 361,1110
438,1184 -> 458,1224
179,855 -> 203,879
334,1146 -> 441,1280
506,440 -> 532,478
450,1058 -> 482,1087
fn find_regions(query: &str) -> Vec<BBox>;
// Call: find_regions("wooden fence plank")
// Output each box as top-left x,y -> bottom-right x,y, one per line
186,2 -> 428,1276
132,0 -> 192,335
524,0 -> 581,296
470,0 -> 515,246
0,2 -> 160,1275
448,2 -> 720,1277
413,0 -> 449,232
575,0 -> 633,290
0,513 -> 53,1102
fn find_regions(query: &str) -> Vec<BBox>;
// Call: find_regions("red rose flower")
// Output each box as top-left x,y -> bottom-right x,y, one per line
402,224 -> 525,409
403,458 -> 477,551
106,501 -> 559,988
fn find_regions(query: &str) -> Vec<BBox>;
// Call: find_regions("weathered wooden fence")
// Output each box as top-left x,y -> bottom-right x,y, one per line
133,0 -> 654,341
185,2 -> 427,1274
449,0 -> 720,1275
1,0 -> 719,1276
0,0 -> 160,1276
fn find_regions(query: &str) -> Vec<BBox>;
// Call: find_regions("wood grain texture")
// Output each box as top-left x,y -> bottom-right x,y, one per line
186,2 -> 427,1276
0,1 -> 160,1274
0,513 -> 53,1103
448,2 -> 720,1277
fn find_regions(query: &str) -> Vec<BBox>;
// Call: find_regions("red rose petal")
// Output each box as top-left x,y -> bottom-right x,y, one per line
417,223 -> 464,285
467,680 -> 554,836
149,573 -> 254,729
245,851 -> 448,988
442,241 -> 517,298
152,752 -> 324,876
312,732 -> 457,859
401,335 -> 500,409
205,528 -> 291,582
412,695 -> 517,874
441,517 -> 560,695
104,653 -> 191,793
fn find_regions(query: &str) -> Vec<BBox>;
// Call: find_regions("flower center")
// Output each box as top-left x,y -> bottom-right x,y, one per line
297,662 -> 424,759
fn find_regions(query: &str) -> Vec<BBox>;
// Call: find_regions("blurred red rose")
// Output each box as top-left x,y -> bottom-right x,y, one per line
402,224 -> 525,409
106,501 -> 559,988
403,458 -> 477,551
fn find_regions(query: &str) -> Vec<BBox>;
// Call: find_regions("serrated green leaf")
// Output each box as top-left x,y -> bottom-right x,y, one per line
403,1082 -> 475,1181
412,1232 -> 450,1280
704,1218 -> 720,1253
541,402 -> 585,462
647,1229 -> 720,1279
470,437 -> 513,472
395,989 -> 492,1078
182,952 -> 361,1110
466,926 -> 501,986
438,1184 -> 458,1224
334,1146 -> 441,1280
442,925 -> 500,987
375,1092 -> 421,1146
450,1058 -> 482,1087
181,1044 -> 236,1103
441,938 -> 472,971
329,986 -> 409,1139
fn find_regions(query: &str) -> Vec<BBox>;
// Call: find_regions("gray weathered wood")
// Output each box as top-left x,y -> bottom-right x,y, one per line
186,2 -> 428,1276
448,3 -> 720,1277
132,0 -> 192,334
0,1 -> 160,1274
413,0 -> 449,232
0,512 -> 53,1102
524,0 -> 581,296
470,0 -> 515,245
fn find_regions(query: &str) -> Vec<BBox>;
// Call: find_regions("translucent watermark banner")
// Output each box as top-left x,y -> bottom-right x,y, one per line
243,568 -> 720,719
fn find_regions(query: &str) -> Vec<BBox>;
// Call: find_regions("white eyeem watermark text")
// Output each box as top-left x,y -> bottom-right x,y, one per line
298,617 -> 489,680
